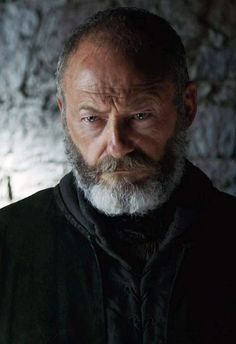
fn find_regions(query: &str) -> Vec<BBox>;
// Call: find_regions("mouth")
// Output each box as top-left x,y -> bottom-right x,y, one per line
103,167 -> 155,174
107,170 -> 134,174
100,168 -> 154,183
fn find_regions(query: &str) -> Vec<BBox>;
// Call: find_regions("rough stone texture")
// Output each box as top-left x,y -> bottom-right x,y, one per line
0,0 -> 236,207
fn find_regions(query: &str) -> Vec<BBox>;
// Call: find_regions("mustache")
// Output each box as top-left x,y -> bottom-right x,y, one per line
93,151 -> 158,174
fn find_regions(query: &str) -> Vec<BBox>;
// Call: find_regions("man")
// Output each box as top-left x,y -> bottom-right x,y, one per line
0,7 -> 235,344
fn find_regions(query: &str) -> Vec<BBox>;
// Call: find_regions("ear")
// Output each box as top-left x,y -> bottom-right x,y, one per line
183,81 -> 197,128
57,97 -> 63,112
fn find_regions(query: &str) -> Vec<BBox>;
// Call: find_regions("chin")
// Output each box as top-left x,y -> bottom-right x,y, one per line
73,156 -> 185,216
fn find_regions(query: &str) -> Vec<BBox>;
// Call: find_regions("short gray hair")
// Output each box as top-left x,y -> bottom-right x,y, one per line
56,7 -> 189,101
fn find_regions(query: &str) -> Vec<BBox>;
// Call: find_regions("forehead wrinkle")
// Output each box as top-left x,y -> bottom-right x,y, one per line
78,80 -> 165,95
79,89 -> 129,100
77,90 -> 119,112
78,86 -> 166,113
77,81 -> 166,103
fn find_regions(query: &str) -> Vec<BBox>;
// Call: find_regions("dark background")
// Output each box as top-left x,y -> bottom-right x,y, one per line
0,0 -> 236,207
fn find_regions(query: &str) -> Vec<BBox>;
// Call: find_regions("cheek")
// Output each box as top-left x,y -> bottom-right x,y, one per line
136,135 -> 164,160
84,138 -> 106,166
66,115 -> 86,148
134,123 -> 175,159
66,115 -> 100,165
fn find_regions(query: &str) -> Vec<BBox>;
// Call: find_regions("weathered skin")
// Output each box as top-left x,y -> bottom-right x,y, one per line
58,39 -> 197,184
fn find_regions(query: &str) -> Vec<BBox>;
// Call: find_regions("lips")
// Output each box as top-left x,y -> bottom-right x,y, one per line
100,168 -> 155,184
104,167 -> 154,174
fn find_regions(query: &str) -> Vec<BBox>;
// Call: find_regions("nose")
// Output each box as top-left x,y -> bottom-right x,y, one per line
106,119 -> 134,159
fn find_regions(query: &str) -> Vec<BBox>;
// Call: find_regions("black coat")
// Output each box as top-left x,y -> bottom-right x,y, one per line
0,162 -> 235,343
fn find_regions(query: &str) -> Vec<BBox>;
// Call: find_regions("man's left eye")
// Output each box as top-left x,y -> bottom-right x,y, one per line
82,116 -> 98,123
133,112 -> 151,121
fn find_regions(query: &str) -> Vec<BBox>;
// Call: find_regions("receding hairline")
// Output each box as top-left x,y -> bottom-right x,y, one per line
60,37 -> 183,112
56,7 -> 189,102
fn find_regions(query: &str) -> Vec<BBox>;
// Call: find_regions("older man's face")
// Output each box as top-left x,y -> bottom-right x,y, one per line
58,39 -> 196,215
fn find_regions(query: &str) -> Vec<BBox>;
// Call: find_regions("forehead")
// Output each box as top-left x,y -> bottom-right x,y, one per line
63,40 -> 174,106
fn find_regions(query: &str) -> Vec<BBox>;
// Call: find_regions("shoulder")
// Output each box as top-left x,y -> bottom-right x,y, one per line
0,187 -> 56,225
185,161 -> 236,216
206,188 -> 236,238
180,162 -> 236,247
210,187 -> 236,216
195,187 -> 236,257
0,187 -> 64,246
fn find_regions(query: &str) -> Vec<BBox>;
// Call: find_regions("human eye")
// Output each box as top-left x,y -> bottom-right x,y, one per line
132,112 -> 152,121
82,115 -> 98,123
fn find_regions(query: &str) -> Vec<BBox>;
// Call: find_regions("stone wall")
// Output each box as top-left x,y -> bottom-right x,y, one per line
1,0 -> 236,207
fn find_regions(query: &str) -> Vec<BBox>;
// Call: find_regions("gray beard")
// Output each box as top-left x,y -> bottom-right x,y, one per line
63,117 -> 187,216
